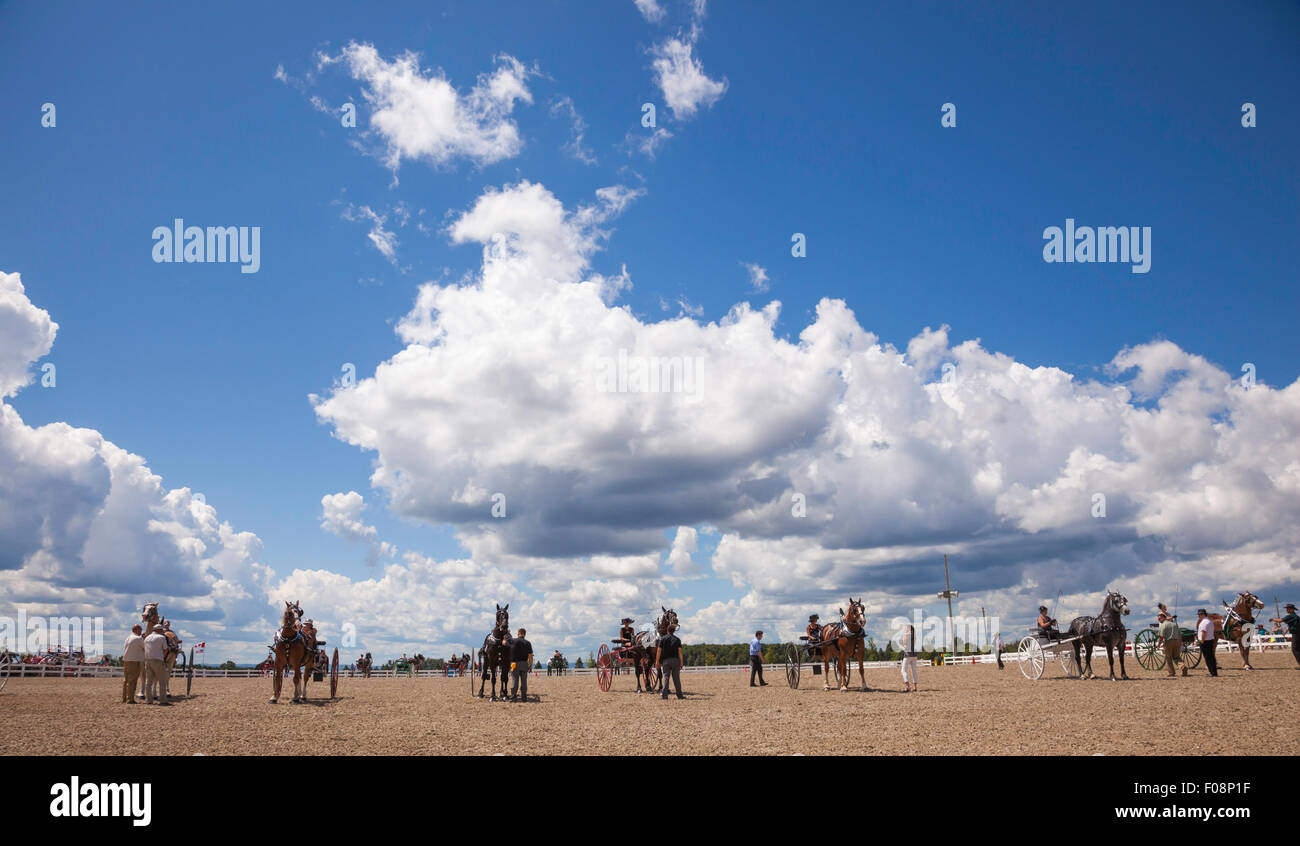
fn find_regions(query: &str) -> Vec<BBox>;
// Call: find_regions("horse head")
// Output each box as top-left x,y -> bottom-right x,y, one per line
141,602 -> 159,623
493,603 -> 510,636
658,606 -> 679,634
1105,591 -> 1130,618
281,600 -> 301,629
845,597 -> 866,631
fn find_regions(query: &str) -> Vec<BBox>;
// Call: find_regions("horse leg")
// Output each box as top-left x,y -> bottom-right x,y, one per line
1118,638 -> 1130,680
1106,644 -> 1117,681
857,646 -> 867,691
822,650 -> 832,690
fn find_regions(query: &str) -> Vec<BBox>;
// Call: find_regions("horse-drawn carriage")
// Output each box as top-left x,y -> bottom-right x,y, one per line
595,641 -> 660,692
783,599 -> 870,691
0,649 -> 18,692
1015,629 -> 1083,680
783,637 -> 843,689
1017,591 -> 1131,681
1132,621 -> 1203,672
268,601 -> 338,704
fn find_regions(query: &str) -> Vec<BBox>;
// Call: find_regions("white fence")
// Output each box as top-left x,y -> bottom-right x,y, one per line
945,633 -> 1293,665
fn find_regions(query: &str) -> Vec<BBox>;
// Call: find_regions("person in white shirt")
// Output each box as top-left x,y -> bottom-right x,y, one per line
993,632 -> 1004,670
121,625 -> 146,704
1195,609 -> 1219,677
143,628 -> 170,705
900,624 -> 919,692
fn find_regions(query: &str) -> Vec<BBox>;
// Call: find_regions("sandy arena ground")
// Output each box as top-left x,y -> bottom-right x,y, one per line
2,653 -> 1296,755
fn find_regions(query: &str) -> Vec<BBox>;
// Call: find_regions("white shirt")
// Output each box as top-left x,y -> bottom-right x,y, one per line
122,633 -> 146,662
143,631 -> 167,661
1197,617 -> 1215,642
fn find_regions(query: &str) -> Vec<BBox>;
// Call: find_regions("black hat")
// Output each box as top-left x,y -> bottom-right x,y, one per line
809,614 -> 819,621
1286,603 -> 1296,611
621,617 -> 633,624
1197,608 -> 1208,615
1038,606 -> 1048,613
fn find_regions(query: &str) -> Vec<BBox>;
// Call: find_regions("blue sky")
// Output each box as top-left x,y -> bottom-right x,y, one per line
1,1 -> 1297,661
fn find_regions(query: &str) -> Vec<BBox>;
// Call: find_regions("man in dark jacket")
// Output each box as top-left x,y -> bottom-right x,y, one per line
507,628 -> 533,702
656,625 -> 685,700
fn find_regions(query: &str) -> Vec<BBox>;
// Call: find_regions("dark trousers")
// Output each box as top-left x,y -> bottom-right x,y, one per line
749,655 -> 764,685
1291,635 -> 1300,667
996,648 -> 1004,670
1201,639 -> 1218,676
510,665 -> 528,699
659,658 -> 683,698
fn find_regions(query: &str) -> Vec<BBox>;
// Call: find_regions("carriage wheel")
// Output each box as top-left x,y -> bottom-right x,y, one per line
1059,644 -> 1080,678
784,643 -> 801,689
0,653 -> 11,693
1017,636 -> 1045,680
1182,639 -> 1203,669
470,652 -> 477,697
1132,628 -> 1164,671
596,643 -> 613,692
185,647 -> 194,696
643,661 -> 661,692
330,648 -> 339,699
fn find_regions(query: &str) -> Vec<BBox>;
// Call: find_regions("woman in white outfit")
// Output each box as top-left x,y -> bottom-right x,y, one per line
900,624 -> 919,692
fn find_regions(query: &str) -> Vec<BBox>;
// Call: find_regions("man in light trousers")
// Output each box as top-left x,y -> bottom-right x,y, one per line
122,625 -> 145,704
1156,611 -> 1186,678
143,626 -> 170,705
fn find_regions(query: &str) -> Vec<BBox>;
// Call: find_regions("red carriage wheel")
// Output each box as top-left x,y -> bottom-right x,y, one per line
596,643 -> 613,692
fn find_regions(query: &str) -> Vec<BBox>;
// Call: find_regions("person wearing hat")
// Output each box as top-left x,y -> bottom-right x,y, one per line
1155,611 -> 1186,678
1195,609 -> 1219,677
142,624 -> 171,705
617,618 -> 635,649
1268,603 -> 1300,668
749,630 -> 767,687
122,624 -> 146,704
506,627 -> 533,702
804,614 -> 822,659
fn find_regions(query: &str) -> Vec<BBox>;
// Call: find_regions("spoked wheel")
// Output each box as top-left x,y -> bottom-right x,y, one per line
1059,644 -> 1080,678
1017,636 -> 1045,680
0,653 -> 12,693
832,659 -> 844,688
1182,639 -> 1203,669
470,653 -> 478,697
330,648 -> 339,699
784,643 -> 801,689
1132,628 -> 1164,671
596,644 -> 613,692
185,647 -> 194,696
643,661 -> 661,692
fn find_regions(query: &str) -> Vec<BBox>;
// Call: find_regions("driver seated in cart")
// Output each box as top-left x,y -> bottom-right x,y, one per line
804,614 -> 822,656
617,618 -> 635,650
1036,606 -> 1062,641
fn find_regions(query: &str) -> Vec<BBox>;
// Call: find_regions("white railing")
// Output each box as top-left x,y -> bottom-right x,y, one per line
945,633 -> 1293,665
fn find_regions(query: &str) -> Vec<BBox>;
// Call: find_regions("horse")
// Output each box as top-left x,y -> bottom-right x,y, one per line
1068,590 -> 1131,680
269,600 -> 317,703
476,603 -> 510,701
445,653 -> 470,676
357,652 -> 373,678
1219,591 -> 1266,669
407,653 -> 426,677
820,598 -> 868,691
627,607 -> 678,693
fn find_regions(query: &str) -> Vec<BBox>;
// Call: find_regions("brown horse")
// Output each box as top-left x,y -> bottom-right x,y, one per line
1219,591 -> 1266,669
269,600 -> 316,703
820,598 -> 868,691
445,652 -> 470,676
408,653 -> 425,677
356,653 -> 373,678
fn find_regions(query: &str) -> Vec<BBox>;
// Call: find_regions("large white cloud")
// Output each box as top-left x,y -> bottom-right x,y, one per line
319,42 -> 534,171
313,179 -> 1300,645
0,272 -> 275,657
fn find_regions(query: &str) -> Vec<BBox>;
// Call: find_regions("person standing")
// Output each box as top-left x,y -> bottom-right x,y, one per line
507,627 -> 533,702
656,625 -> 685,700
993,631 -> 1004,670
1156,612 -> 1186,678
1268,603 -> 1300,669
748,630 -> 767,686
1196,609 -> 1218,677
122,625 -> 145,704
900,624 -> 919,692
142,626 -> 170,705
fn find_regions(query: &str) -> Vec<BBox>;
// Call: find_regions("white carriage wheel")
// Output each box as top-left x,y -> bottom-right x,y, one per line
1059,643 -> 1080,678
1017,636 -> 1045,680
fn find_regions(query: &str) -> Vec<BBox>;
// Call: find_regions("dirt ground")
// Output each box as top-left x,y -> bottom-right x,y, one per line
2,653 -> 1296,755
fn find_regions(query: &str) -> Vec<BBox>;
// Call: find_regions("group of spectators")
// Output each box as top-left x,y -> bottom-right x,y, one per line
1155,602 -> 1299,678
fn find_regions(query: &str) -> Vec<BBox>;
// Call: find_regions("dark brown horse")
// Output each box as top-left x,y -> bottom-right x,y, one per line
269,600 -> 316,703
820,598 -> 868,691
445,652 -> 471,676
356,653 -> 373,678
476,604 -> 510,701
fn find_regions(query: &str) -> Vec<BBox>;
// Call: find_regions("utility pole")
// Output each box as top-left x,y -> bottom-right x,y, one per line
937,554 -> 959,655
980,605 -> 986,649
